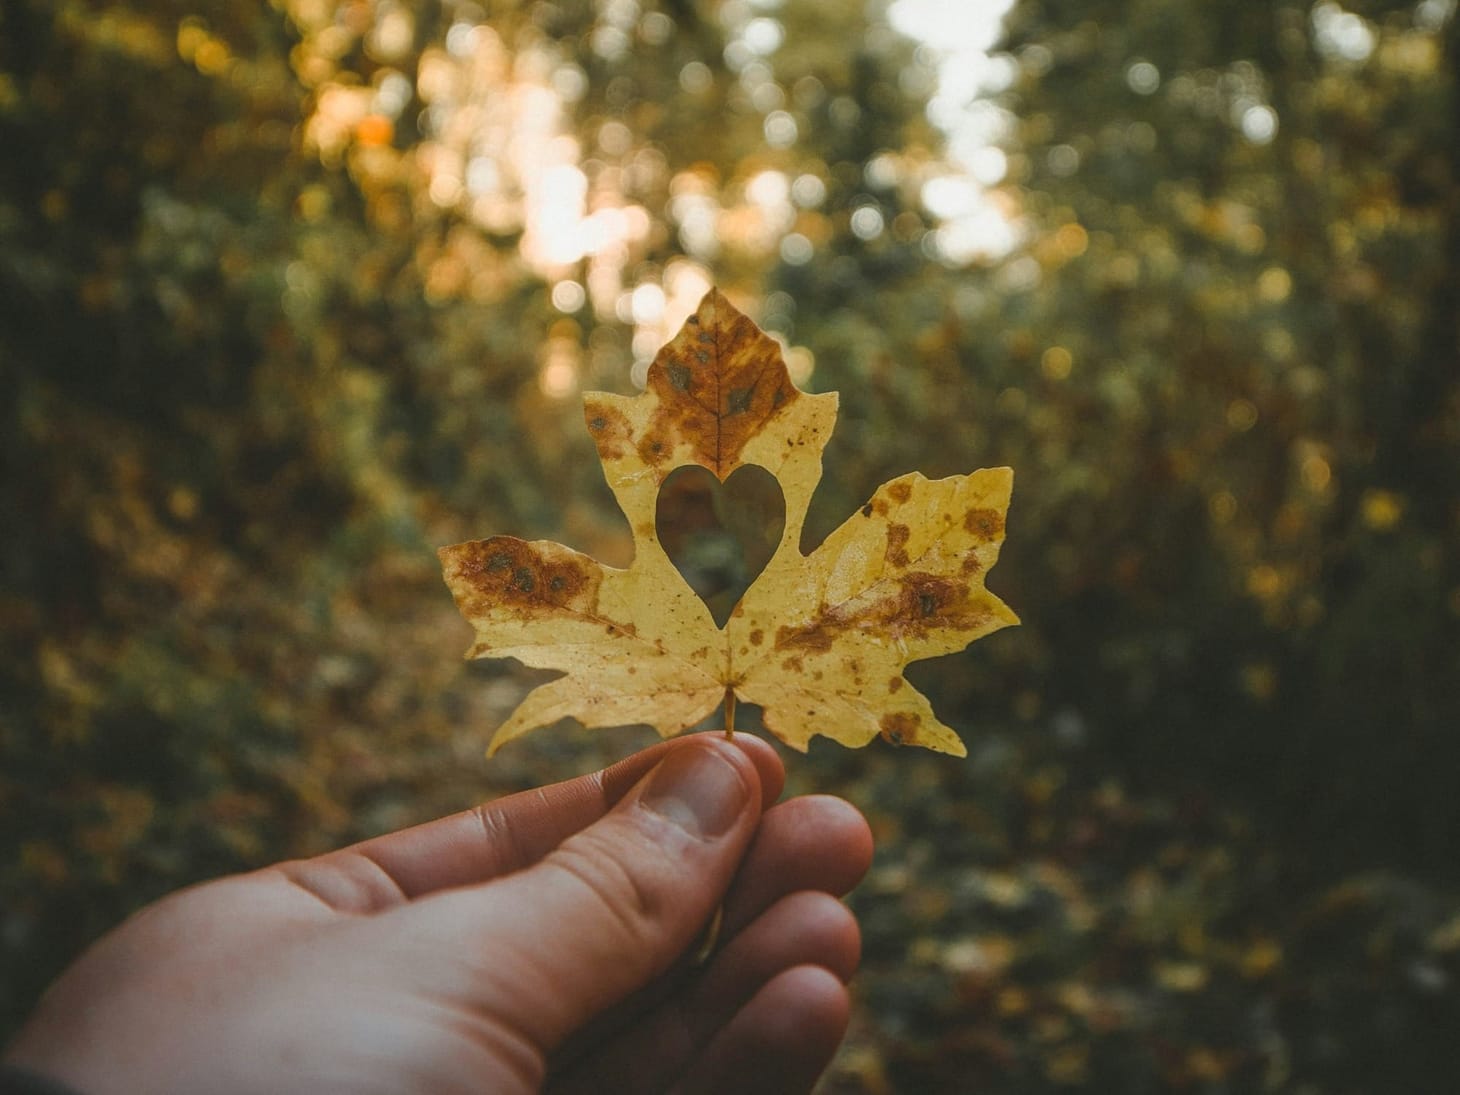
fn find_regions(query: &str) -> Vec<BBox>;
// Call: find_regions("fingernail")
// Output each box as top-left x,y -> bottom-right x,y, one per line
639,743 -> 748,839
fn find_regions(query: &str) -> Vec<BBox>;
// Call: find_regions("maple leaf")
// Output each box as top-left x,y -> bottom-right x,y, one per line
439,289 -> 1018,757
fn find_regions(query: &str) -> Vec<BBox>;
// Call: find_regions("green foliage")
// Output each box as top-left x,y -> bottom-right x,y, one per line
2,0 -> 1458,1088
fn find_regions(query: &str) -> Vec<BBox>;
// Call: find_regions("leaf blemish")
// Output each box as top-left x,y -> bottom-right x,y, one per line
964,507 -> 1005,538
880,711 -> 918,745
585,403 -> 632,459
887,524 -> 912,568
775,620 -> 836,654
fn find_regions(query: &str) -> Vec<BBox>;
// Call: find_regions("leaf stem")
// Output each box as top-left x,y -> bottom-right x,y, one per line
724,689 -> 736,737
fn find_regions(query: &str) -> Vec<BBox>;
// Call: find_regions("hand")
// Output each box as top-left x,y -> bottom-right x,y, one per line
3,734 -> 872,1094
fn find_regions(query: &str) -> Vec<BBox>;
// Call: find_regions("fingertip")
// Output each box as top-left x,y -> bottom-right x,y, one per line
721,794 -> 874,935
669,731 -> 783,812
775,964 -> 853,1042
686,966 -> 851,1095
712,891 -> 862,991
723,731 -> 785,810
755,892 -> 861,986
802,794 -> 875,888
600,732 -> 783,819
762,965 -> 851,1053
810,892 -> 863,984
634,735 -> 763,840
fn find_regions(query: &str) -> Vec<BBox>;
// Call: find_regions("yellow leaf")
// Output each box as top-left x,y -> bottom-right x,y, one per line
1155,961 -> 1210,993
1241,938 -> 1283,978
439,289 -> 1019,756
1361,488 -> 1404,531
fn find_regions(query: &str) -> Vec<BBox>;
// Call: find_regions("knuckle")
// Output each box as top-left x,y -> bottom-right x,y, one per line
544,830 -> 671,951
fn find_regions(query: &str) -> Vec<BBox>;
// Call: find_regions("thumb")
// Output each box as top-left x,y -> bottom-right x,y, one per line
446,736 -> 763,1052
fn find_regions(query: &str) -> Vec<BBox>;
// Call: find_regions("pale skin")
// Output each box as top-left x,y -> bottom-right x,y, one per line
3,733 -> 873,1094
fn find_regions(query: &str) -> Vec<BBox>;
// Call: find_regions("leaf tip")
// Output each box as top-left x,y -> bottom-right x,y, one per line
982,464 -> 1015,495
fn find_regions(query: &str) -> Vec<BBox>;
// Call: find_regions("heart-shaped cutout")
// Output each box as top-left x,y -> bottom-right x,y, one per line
656,463 -> 786,628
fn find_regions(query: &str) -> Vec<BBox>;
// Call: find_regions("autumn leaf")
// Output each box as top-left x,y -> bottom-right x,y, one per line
439,289 -> 1018,757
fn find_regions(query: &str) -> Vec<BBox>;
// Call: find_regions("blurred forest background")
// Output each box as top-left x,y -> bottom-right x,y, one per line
3,0 -> 1459,1089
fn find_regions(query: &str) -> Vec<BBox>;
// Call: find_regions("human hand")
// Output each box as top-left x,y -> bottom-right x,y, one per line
3,734 -> 872,1094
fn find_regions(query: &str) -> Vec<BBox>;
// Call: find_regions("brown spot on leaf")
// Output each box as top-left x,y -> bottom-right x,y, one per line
880,711 -> 919,746
888,676 -> 903,693
444,537 -> 602,619
965,507 -> 1005,539
886,523 -> 912,568
750,629 -> 764,646
775,570 -> 985,655
861,502 -> 874,518
898,574 -> 964,629
636,421 -> 676,473
775,618 -> 837,654
781,655 -> 804,673
888,481 -> 912,504
584,401 -> 633,461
